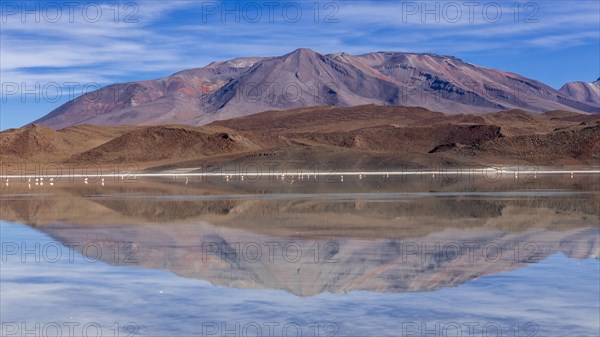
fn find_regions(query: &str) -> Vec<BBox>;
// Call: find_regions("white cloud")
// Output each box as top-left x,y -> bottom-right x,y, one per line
529,31 -> 600,47
0,1 -> 598,104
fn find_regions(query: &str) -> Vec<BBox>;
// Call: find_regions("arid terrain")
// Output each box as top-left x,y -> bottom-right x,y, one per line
1,105 -> 599,171
30,49 -> 600,129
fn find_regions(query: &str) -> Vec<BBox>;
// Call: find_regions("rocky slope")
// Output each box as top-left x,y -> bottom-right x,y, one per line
3,105 -> 600,169
31,49 -> 600,129
559,78 -> 600,106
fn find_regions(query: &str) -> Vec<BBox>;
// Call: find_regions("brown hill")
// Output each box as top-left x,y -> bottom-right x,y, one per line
0,124 -> 64,157
475,124 -> 600,161
2,105 -> 600,169
71,126 -> 255,163
0,124 -> 134,162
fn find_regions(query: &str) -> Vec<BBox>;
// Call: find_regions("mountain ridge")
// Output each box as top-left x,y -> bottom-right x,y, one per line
559,79 -> 600,106
31,48 -> 600,129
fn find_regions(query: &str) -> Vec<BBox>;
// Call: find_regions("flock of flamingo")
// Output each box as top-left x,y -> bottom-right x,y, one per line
1,169 -> 587,189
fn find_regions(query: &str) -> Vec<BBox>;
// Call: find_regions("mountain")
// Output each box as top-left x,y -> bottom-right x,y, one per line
559,79 -> 600,106
30,49 -> 600,129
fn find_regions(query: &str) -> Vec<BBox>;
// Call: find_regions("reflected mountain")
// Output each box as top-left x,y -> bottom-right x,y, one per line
1,176 -> 598,296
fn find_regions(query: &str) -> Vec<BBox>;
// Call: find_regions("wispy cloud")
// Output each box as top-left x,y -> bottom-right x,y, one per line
1,1 -> 194,86
0,0 -> 598,128
2,0 -> 598,87
529,31 -> 600,47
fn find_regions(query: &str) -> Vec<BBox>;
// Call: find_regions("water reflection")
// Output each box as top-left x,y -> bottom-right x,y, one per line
1,175 -> 598,336
1,176 -> 598,296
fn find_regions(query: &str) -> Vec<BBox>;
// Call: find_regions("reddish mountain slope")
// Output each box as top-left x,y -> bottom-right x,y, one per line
31,49 -> 599,129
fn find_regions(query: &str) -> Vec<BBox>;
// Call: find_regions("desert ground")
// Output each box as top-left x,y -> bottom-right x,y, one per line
1,105 -> 599,176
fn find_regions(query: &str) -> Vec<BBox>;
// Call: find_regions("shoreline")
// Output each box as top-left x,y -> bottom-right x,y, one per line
1,167 -> 599,179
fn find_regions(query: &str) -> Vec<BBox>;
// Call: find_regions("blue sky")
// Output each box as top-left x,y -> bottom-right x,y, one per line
1,0 -> 599,130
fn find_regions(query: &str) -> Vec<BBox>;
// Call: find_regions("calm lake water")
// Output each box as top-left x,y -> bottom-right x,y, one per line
1,173 -> 599,336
